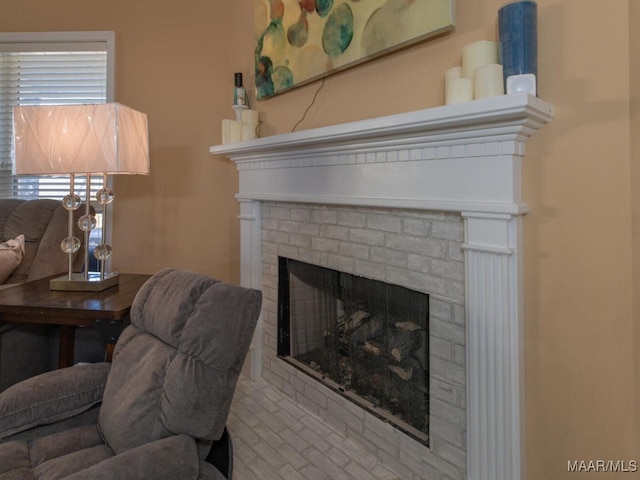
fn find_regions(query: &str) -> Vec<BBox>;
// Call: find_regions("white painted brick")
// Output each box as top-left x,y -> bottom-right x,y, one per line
430,298 -> 453,321
324,224 -> 350,241
262,218 -> 279,231
289,234 -> 312,249
431,336 -> 454,361
386,233 -> 448,259
431,219 -> 464,241
430,398 -> 465,429
311,207 -> 338,224
291,207 -> 311,222
363,420 -> 400,458
303,384 -> 329,410
431,258 -> 464,282
278,245 -> 299,259
387,266 -> 439,294
430,418 -> 465,449
278,460 -> 307,478
403,217 -> 431,236
448,241 -> 465,262
431,318 -> 465,346
262,240 -> 278,255
338,210 -> 368,227
326,253 -> 354,273
304,449 -> 351,480
431,357 -> 465,386
367,213 -> 403,233
311,237 -> 339,254
407,253 -> 429,273
446,279 -> 465,304
268,230 -> 289,244
430,378 -> 459,406
419,273 -> 451,297
258,202 -> 467,480
430,438 -> 466,470
353,259 -> 386,282
339,242 -> 369,260
372,247 -> 409,268
266,205 -> 292,220
326,398 -> 364,435
279,220 -> 300,233
452,303 -> 465,325
298,222 -> 320,237
453,343 -> 465,365
349,228 -> 385,246
297,249 -> 322,266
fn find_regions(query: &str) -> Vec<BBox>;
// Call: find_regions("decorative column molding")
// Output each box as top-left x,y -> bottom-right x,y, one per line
462,212 -> 525,480
238,199 -> 262,378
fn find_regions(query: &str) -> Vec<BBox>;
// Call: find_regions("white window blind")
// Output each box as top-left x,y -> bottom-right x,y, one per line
0,32 -> 114,201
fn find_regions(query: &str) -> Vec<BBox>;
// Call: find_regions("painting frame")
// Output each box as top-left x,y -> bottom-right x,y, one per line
254,0 -> 456,100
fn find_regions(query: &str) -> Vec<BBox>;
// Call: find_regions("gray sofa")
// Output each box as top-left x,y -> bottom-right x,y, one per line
0,269 -> 262,479
0,199 -> 86,391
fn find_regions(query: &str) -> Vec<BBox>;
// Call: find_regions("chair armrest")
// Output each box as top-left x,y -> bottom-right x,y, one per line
0,362 -> 110,440
62,434 -> 202,480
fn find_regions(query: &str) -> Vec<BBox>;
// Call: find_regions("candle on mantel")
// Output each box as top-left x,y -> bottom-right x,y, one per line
241,108 -> 259,127
446,78 -> 473,105
474,64 -> 505,99
241,108 -> 260,141
228,120 -> 242,143
462,40 -> 498,80
445,66 -> 472,105
221,119 -> 231,144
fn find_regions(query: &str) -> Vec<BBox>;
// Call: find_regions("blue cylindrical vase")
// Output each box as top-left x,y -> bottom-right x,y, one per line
498,1 -> 537,88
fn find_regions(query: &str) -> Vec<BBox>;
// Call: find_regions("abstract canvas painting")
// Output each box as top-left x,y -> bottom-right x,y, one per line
254,0 -> 456,99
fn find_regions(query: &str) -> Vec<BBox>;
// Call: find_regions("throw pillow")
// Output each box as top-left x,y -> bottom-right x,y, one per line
0,234 -> 25,284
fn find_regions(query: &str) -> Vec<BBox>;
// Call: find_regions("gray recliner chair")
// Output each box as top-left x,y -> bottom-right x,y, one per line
0,268 -> 262,479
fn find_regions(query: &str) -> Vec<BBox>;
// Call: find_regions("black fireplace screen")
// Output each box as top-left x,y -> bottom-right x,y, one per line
278,257 -> 429,443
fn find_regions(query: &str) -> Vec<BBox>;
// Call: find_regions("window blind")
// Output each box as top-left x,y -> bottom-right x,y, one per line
0,44 -> 108,200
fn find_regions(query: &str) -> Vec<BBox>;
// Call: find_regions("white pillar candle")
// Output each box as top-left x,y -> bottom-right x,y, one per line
229,120 -> 243,143
241,108 -> 259,127
445,66 -> 462,83
474,64 -> 505,99
462,40 -> 498,80
221,119 -> 232,144
242,123 -> 258,141
445,78 -> 473,104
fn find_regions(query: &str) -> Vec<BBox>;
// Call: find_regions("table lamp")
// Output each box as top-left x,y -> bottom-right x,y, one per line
12,103 -> 149,291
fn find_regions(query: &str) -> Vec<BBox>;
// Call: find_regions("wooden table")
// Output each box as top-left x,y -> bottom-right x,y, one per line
0,273 -> 151,368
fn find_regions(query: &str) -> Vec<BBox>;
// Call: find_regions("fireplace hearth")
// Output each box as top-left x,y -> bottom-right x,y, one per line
278,257 -> 430,443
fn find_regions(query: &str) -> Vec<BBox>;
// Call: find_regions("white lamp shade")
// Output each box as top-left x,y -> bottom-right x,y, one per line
12,103 -> 150,175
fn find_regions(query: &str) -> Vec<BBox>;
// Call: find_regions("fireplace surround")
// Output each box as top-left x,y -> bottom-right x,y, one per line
211,93 -> 553,480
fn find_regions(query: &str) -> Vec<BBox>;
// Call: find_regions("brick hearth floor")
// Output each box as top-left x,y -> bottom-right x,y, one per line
228,375 -> 405,480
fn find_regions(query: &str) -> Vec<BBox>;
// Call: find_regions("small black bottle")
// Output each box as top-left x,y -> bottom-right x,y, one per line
233,72 -> 247,107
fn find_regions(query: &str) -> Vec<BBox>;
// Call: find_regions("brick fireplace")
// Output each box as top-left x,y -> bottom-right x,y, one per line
211,93 -> 553,480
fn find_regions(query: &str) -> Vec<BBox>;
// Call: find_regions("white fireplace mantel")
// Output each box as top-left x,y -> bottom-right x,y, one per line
210,92 -> 553,480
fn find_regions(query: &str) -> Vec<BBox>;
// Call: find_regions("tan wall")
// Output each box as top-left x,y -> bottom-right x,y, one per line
0,0 -> 243,283
2,0 -> 637,478
630,0 -> 640,465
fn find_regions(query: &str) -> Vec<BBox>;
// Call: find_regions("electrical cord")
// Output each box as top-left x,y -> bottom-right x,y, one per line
291,77 -> 326,132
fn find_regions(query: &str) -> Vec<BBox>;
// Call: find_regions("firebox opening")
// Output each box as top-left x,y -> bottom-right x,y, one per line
277,257 -> 430,445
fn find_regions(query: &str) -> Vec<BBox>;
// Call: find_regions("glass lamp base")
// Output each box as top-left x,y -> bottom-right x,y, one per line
50,272 -> 119,292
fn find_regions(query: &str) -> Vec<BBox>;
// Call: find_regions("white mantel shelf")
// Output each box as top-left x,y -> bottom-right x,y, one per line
211,93 -> 554,480
210,93 -> 553,216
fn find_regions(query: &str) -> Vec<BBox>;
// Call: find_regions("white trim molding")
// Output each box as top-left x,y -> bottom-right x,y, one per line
211,93 -> 553,480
